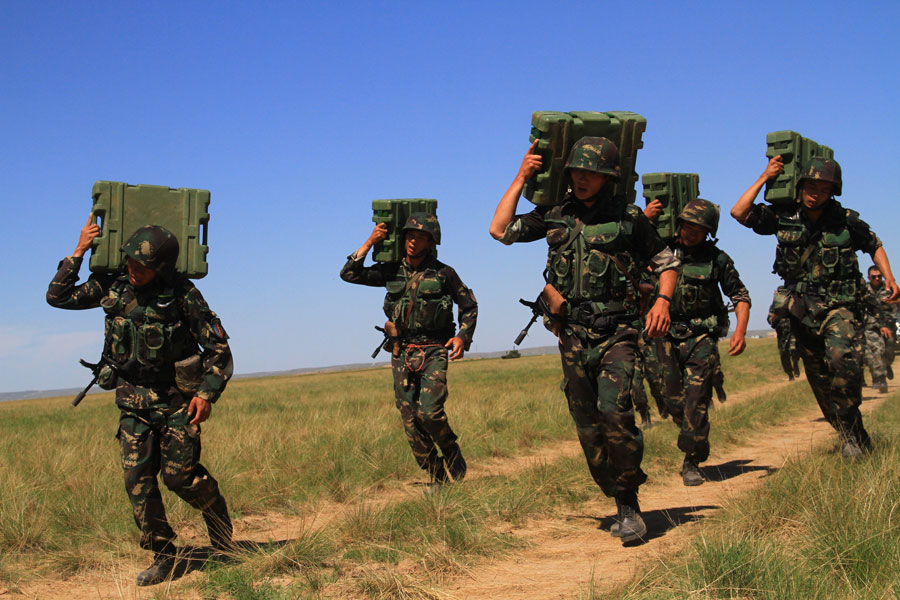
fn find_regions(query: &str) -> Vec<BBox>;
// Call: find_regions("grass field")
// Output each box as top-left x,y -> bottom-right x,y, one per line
2,336 -> 878,598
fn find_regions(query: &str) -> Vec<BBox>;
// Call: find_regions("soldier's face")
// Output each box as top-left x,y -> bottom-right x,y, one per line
127,258 -> 157,287
678,222 -> 709,247
405,230 -> 433,259
800,180 -> 832,211
870,270 -> 883,289
570,169 -> 607,201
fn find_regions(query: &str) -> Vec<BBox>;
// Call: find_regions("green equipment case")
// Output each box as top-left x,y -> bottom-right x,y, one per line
764,130 -> 834,206
371,198 -> 438,263
641,173 -> 700,241
523,110 -> 647,206
89,181 -> 210,278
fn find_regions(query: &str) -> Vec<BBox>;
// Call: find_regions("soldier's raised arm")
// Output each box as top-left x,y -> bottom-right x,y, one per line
731,155 -> 784,223
490,140 -> 542,240
47,213 -> 108,309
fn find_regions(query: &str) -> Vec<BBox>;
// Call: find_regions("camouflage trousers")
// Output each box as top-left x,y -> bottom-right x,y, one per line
864,329 -> 888,385
117,383 -> 224,552
774,318 -> 801,378
638,333 -> 668,416
391,344 -> 460,476
655,334 -> 718,463
792,308 -> 870,446
559,324 -> 646,497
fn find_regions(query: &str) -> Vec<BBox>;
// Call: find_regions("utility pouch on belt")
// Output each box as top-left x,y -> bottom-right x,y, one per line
770,286 -> 792,320
175,354 -> 204,396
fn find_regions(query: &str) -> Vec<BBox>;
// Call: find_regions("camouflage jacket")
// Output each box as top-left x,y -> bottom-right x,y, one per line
499,192 -> 679,320
46,256 -> 233,403
666,240 -> 750,337
741,199 -> 881,309
340,252 -> 478,346
863,282 -> 896,331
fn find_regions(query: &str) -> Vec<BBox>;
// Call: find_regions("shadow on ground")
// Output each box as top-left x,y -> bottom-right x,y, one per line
702,459 -> 777,482
160,540 -> 290,584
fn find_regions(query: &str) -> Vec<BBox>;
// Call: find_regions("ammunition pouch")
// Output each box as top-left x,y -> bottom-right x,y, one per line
175,354 -> 204,396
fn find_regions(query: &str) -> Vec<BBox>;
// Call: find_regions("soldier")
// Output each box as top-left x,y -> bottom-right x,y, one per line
732,156 -> 899,456
340,214 -> 477,490
651,200 -> 751,486
47,217 -> 235,586
862,265 -> 895,393
767,288 -> 801,381
490,137 -> 679,543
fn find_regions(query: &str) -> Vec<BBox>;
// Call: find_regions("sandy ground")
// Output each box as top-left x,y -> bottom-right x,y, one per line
4,377 -> 890,599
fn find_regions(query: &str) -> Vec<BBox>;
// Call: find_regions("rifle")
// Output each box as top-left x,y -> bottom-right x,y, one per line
371,321 -> 400,358
515,284 -> 567,345
72,356 -> 110,407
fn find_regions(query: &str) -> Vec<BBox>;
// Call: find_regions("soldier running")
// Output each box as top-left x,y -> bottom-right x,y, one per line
341,214 -> 477,491
47,217 -> 235,586
732,156 -> 899,457
490,137 -> 679,543
649,199 -> 751,486
862,265 -> 896,393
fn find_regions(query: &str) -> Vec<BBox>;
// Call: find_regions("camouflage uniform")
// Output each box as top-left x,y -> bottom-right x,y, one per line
740,159 -> 877,451
46,226 -> 234,558
862,281 -> 894,389
767,287 -> 801,380
655,235 -> 750,468
498,141 -> 678,500
340,217 -> 477,483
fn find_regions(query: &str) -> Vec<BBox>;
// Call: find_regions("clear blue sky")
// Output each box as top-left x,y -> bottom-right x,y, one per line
2,1 -> 898,393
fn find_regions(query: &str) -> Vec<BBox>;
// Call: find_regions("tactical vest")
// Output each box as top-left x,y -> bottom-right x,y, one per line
773,211 -> 860,305
100,277 -> 193,380
670,247 -> 728,337
544,204 -> 640,316
383,264 -> 454,340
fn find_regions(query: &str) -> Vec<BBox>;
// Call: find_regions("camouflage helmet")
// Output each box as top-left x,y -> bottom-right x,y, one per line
402,213 -> 441,245
677,198 -> 720,237
121,225 -> 180,275
797,157 -> 842,197
565,136 -> 621,180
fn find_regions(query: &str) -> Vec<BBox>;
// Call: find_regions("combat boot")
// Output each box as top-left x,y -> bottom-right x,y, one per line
136,543 -> 178,587
876,379 -> 889,394
841,437 -> 864,458
638,405 -> 651,428
682,457 -> 705,486
424,456 -> 448,494
444,443 -> 467,483
611,491 -> 646,543
202,496 -> 234,554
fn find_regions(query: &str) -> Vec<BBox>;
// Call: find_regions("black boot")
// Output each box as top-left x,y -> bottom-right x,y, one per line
203,496 -> 234,554
638,405 -> 651,428
444,443 -> 467,483
136,543 -> 178,587
611,491 -> 646,543
682,456 -> 705,486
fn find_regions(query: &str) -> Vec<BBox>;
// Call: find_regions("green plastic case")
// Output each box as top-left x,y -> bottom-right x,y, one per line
89,181 -> 210,278
764,131 -> 834,206
523,110 -> 647,206
371,198 -> 438,263
641,173 -> 700,241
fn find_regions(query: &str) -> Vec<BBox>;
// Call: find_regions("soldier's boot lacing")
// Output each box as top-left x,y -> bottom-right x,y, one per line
444,443 -> 467,483
136,542 -> 178,587
611,492 -> 646,543
682,457 -> 705,487
202,496 -> 234,554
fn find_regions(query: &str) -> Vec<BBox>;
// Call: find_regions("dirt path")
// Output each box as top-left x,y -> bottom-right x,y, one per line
8,376 -> 881,600
440,389 -> 890,600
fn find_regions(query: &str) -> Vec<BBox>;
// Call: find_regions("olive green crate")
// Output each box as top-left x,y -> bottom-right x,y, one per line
371,198 -> 438,263
523,110 -> 647,206
764,130 -> 834,206
641,172 -> 700,241
89,181 -> 210,278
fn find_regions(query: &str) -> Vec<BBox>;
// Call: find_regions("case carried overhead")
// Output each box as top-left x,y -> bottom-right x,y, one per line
89,181 -> 210,278
764,131 -> 834,206
641,173 -> 700,241
523,110 -> 647,206
371,198 -> 438,263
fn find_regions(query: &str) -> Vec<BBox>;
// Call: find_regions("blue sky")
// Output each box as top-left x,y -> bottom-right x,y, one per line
2,1 -> 898,393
